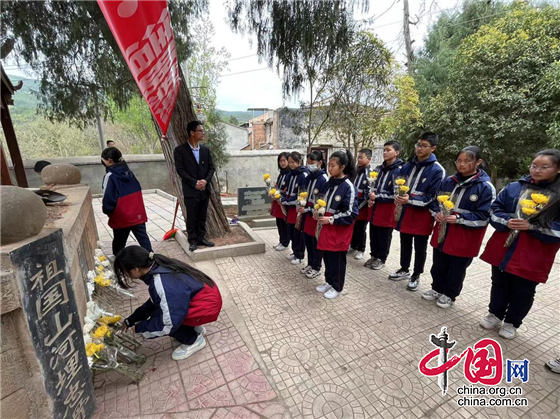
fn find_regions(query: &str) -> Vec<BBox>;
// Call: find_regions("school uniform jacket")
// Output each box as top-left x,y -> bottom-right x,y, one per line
281,166 -> 309,224
396,154 -> 446,236
317,177 -> 359,252
352,166 -> 371,221
480,176 -> 560,283
369,159 -> 404,228
102,163 -> 148,229
430,170 -> 496,258
271,168 -> 291,219
126,266 -> 222,337
302,169 -> 329,237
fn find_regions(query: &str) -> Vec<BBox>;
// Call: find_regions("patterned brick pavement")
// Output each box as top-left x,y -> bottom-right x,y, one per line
92,194 -> 559,419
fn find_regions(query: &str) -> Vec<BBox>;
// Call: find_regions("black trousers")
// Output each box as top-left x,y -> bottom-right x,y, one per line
350,219 -> 368,252
430,249 -> 473,301
304,233 -> 323,271
112,223 -> 153,256
126,298 -> 199,345
488,267 -> 539,328
400,232 -> 429,275
288,223 -> 305,259
369,225 -> 393,263
185,195 -> 209,244
323,251 -> 347,292
276,218 -> 290,247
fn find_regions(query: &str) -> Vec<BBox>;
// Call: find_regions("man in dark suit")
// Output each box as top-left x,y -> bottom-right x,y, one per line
174,121 -> 216,252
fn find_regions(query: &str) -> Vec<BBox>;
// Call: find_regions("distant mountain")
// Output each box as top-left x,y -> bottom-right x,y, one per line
216,110 -> 254,125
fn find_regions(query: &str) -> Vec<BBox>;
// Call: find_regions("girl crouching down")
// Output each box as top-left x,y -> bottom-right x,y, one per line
114,246 -> 223,360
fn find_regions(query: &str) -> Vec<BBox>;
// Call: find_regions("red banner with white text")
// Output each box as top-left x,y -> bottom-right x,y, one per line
97,0 -> 180,135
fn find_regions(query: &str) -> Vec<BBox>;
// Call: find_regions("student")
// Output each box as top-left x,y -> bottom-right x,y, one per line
315,150 -> 359,299
349,148 -> 372,260
101,147 -> 153,256
271,152 -> 291,251
282,152 -> 309,265
115,246 -> 222,361
422,146 -> 495,309
479,149 -> 560,339
107,140 -> 116,148
364,141 -> 404,270
389,132 -> 445,291
299,151 -> 329,279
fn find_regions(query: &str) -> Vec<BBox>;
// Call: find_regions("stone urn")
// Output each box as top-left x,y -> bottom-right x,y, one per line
41,163 -> 81,185
0,186 -> 47,245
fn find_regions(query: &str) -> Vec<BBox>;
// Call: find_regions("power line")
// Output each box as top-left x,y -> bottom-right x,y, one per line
221,67 -> 271,77
226,54 -> 258,62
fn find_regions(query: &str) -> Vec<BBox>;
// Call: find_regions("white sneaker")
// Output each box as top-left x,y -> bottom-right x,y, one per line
172,334 -> 206,360
324,289 -> 340,299
498,323 -> 517,340
347,248 -> 356,255
545,358 -> 560,374
316,283 -> 332,293
354,251 -> 364,260
370,259 -> 385,270
291,258 -> 303,265
286,253 -> 295,260
275,244 -> 289,251
194,325 -> 206,335
436,294 -> 454,309
306,269 -> 321,279
300,265 -> 312,275
479,312 -> 503,330
422,289 -> 442,301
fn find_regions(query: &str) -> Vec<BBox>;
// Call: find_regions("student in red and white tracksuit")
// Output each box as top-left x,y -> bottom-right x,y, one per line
315,150 -> 359,299
422,146 -> 496,309
281,152 -> 309,265
365,141 -> 404,271
299,151 -> 329,279
479,149 -> 560,340
271,152 -> 291,251
349,148 -> 372,260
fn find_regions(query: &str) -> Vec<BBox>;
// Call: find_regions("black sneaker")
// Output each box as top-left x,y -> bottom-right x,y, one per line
363,257 -> 375,268
388,268 -> 410,281
407,274 -> 420,291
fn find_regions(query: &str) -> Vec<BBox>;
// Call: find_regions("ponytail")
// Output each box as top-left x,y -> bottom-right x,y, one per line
101,147 -> 124,164
114,245 -> 216,289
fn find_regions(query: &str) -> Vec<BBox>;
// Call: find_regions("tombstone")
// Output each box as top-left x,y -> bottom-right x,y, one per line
237,187 -> 272,220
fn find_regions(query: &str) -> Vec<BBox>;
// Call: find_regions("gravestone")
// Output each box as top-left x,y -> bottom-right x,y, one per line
8,229 -> 95,419
237,187 -> 272,219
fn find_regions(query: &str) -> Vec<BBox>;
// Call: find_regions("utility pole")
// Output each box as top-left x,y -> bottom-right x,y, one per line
94,91 -> 105,152
403,0 -> 415,76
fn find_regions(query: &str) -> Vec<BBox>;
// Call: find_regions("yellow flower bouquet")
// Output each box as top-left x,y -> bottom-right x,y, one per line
313,196 -> 328,240
394,177 -> 409,221
504,189 -> 555,247
295,189 -> 309,229
436,193 -> 455,244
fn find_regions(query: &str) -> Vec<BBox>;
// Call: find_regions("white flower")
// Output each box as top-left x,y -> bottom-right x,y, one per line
87,283 -> 95,299
86,302 -> 102,321
318,208 -> 326,215
87,271 -> 96,281
83,334 -> 92,346
95,249 -> 104,257
101,260 -> 110,267
299,200 -> 306,206
83,320 -> 95,334
87,357 -> 94,368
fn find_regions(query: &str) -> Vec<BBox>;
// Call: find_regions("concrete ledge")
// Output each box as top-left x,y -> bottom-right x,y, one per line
175,222 -> 265,262
249,218 -> 276,228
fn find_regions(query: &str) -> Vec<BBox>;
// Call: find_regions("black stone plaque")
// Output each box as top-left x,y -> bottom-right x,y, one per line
10,229 -> 96,419
237,187 -> 272,217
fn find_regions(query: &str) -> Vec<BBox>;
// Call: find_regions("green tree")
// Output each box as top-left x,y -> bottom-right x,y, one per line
228,116 -> 239,125
423,3 -> 560,182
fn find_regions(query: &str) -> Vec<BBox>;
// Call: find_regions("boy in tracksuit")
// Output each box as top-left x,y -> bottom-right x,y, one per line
389,132 -> 445,291
364,141 -> 404,270
282,152 -> 309,265
300,151 -> 329,279
423,146 -> 496,309
349,149 -> 372,260
315,150 -> 359,299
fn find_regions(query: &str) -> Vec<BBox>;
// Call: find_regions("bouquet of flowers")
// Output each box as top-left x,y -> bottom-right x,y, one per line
394,177 -> 410,221
263,173 -> 272,191
436,194 -> 455,244
504,189 -> 555,247
87,248 -> 135,298
314,196 -> 327,240
295,189 -> 309,229
361,171 -> 379,209
269,187 -> 287,216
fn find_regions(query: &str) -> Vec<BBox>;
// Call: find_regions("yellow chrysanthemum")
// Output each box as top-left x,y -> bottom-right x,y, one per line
437,195 -> 450,203
269,188 -> 277,196
96,265 -> 105,272
85,342 -> 105,357
263,173 -> 271,181
99,315 -> 122,325
299,192 -> 309,198
314,204 -> 320,210
399,186 -> 410,193
274,193 -> 281,199
395,179 -> 406,185
369,171 -> 379,179
520,199 -> 537,208
443,200 -> 455,210
94,276 -> 111,287
531,193 -> 549,205
98,256 -> 106,262
92,325 -> 109,339
317,199 -> 327,207
521,207 -> 537,216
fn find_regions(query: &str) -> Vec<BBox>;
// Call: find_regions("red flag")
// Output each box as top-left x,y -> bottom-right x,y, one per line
97,0 -> 180,135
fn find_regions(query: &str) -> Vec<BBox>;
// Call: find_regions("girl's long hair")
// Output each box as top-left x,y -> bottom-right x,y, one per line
329,150 -> 356,178
114,246 -> 216,289
530,149 -> 560,229
101,147 -> 124,163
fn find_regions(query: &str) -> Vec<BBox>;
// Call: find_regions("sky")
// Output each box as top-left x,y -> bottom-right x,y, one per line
4,0 -> 464,112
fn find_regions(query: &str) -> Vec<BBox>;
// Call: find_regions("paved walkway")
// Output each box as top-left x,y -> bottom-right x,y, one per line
92,193 -> 559,419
